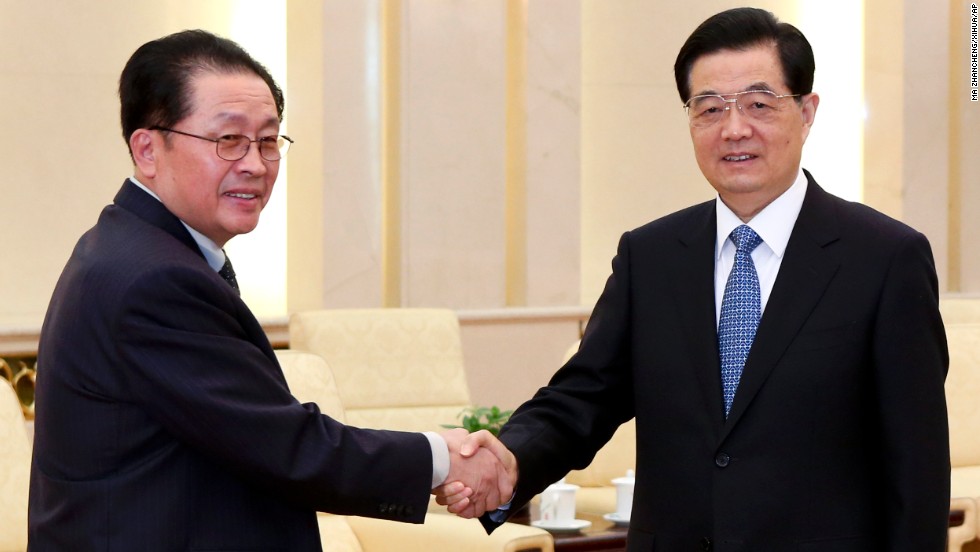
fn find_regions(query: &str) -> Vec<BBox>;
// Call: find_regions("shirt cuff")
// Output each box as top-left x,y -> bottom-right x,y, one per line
424,431 -> 450,488
487,497 -> 514,523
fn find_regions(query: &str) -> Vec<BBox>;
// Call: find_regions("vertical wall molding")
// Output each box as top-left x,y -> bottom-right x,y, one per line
382,0 -> 404,307
505,0 -> 529,307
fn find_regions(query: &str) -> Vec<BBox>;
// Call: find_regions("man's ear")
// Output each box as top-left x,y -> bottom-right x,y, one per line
799,93 -> 820,143
130,129 -> 157,178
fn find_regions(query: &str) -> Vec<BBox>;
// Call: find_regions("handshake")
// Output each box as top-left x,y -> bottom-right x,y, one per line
432,429 -> 519,519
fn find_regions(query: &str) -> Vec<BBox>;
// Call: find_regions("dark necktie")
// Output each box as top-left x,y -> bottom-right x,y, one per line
218,253 -> 240,295
718,225 -> 763,417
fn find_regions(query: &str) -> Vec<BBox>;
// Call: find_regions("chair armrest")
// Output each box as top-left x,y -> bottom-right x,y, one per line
346,512 -> 554,552
948,497 -> 977,552
574,487 -> 616,517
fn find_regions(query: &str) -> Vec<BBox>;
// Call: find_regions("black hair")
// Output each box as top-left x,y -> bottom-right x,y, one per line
118,29 -> 284,155
674,7 -> 814,103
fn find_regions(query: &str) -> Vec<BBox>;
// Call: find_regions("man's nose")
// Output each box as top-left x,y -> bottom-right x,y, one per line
720,101 -> 752,139
236,142 -> 269,174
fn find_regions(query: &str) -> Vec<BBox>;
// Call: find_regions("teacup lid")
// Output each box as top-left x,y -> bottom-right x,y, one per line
546,477 -> 579,491
611,469 -> 635,485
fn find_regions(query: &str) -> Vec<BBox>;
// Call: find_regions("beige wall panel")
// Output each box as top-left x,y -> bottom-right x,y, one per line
581,82 -> 707,304
795,3 -> 863,204
286,0 -> 328,312
399,1 -> 508,308
952,0 -> 980,291
863,0 -> 905,221
524,0 -> 582,306
460,313 -> 585,410
0,1 -> 242,328
3,73 -> 129,327
580,0 -> 705,306
320,0 -> 385,308
902,0 -> 952,290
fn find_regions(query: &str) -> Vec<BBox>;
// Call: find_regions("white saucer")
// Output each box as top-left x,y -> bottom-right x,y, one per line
603,512 -> 630,526
531,519 -> 592,533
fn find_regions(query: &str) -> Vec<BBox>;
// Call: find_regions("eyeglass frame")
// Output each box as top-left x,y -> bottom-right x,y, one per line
149,126 -> 294,161
683,90 -> 802,128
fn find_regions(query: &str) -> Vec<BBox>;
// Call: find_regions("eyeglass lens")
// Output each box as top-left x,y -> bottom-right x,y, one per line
686,91 -> 785,128
217,135 -> 290,161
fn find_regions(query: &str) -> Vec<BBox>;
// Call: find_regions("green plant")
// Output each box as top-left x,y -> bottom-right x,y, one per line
442,405 -> 513,436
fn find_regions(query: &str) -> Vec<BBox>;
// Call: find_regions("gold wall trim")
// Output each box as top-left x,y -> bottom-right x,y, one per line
381,0 -> 403,307
505,0 -> 529,307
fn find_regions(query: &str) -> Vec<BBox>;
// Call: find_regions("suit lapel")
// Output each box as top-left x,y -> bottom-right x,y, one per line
667,201 -> 727,427
112,179 -> 204,260
721,175 -> 842,434
112,180 -> 280,366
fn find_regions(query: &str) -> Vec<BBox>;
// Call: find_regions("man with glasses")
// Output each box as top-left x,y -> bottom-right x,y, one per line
449,7 -> 950,550
30,30 -> 514,550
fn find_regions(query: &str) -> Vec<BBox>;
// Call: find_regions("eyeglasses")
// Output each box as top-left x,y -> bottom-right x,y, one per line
683,90 -> 801,128
150,126 -> 294,161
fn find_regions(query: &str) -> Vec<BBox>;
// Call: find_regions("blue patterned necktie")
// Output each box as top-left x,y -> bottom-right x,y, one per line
718,224 -> 763,417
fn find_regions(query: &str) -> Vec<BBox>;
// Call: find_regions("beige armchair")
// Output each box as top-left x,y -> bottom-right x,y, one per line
945,324 -> 980,550
0,380 -> 31,552
949,497 -> 977,552
288,309 -> 477,516
564,421 -> 635,517
288,309 -> 471,433
276,349 -> 553,552
941,296 -> 980,325
336,515 -> 554,552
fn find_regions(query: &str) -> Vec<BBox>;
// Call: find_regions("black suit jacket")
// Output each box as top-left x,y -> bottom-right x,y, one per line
29,181 -> 433,551
490,173 -> 950,551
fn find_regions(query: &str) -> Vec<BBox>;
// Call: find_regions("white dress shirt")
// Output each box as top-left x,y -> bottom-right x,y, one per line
714,170 -> 808,326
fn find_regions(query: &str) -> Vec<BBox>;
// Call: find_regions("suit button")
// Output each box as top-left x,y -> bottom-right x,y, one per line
404,505 -> 415,517
701,536 -> 713,551
378,503 -> 390,515
715,453 -> 730,468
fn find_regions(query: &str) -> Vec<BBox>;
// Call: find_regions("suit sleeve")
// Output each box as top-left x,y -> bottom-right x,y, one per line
113,264 -> 433,522
483,231 -> 638,531
871,231 -> 950,550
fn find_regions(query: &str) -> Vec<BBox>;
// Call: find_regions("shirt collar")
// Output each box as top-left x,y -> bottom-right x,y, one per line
715,169 -> 808,260
128,176 -> 226,272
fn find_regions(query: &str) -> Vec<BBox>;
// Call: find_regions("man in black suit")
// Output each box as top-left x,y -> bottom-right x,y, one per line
441,7 -> 950,551
29,30 -> 513,551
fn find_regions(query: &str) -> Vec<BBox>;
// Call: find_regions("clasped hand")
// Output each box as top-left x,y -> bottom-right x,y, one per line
433,429 -> 518,519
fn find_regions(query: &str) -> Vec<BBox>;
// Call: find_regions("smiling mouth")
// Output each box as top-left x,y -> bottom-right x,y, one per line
723,154 -> 756,162
225,192 -> 258,200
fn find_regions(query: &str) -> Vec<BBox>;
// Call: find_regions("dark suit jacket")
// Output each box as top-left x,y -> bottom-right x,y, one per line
489,173 -> 950,551
29,181 -> 433,551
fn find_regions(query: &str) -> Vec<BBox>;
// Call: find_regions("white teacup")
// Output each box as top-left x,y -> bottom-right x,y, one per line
611,469 -> 635,519
539,478 -> 578,523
